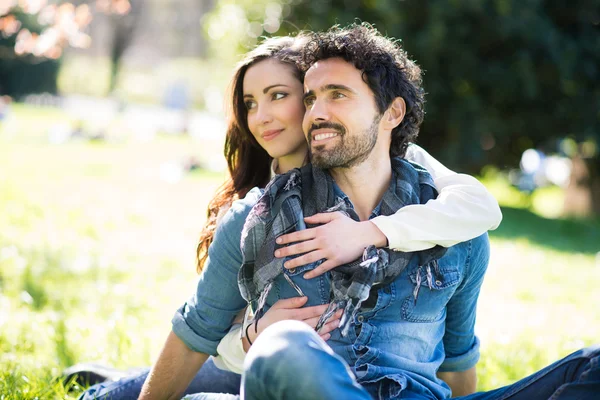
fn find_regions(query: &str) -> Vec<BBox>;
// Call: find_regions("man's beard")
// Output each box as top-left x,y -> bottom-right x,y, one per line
309,116 -> 381,169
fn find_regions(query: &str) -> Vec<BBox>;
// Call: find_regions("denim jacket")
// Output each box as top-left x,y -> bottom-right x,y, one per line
172,185 -> 490,399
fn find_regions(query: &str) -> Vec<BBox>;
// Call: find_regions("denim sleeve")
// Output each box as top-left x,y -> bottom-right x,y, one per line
171,189 -> 260,355
439,233 -> 490,372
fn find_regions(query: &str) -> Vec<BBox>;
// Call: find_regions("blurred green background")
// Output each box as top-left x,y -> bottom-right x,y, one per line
1,0 -> 599,398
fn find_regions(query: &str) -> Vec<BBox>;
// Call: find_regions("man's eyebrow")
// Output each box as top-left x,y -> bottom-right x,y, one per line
303,84 -> 357,99
243,84 -> 289,99
322,84 -> 357,94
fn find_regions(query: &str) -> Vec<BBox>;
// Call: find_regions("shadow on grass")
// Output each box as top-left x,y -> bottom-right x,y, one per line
490,206 -> 600,255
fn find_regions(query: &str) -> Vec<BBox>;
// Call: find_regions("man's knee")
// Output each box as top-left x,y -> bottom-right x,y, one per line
244,320 -> 326,379
580,344 -> 600,358
573,344 -> 600,374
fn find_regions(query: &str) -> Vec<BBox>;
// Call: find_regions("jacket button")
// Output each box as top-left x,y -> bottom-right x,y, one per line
289,268 -> 296,274
435,280 -> 442,286
357,315 -> 364,323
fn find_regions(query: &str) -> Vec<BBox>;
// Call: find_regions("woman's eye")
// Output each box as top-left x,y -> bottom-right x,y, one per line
245,100 -> 257,110
272,92 -> 287,101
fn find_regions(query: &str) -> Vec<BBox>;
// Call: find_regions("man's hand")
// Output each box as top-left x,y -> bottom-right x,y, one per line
274,212 -> 388,279
244,296 -> 343,351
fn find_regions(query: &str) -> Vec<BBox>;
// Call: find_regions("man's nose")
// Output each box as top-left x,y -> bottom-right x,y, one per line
306,98 -> 330,123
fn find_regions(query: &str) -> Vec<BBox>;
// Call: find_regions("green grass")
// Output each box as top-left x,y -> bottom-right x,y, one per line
1,104 -> 599,397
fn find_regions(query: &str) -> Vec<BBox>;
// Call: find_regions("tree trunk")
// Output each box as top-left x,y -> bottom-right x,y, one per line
589,157 -> 600,217
563,155 -> 599,218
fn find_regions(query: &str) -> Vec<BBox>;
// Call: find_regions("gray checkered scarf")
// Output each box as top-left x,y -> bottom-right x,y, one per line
238,157 -> 447,336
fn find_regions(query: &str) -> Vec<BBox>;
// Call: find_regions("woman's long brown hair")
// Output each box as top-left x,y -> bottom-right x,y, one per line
196,36 -> 304,273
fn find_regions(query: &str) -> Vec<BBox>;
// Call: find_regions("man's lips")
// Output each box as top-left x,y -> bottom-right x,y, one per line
261,129 -> 284,141
310,130 -> 341,143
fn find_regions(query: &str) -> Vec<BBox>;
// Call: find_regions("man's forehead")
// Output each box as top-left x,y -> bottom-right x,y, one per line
304,58 -> 361,90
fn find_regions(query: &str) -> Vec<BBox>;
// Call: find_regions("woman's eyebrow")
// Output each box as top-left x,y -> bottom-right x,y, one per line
262,84 -> 289,94
244,84 -> 290,99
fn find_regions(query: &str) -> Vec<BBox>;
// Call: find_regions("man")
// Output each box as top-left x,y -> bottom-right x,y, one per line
238,25 -> 600,399
141,25 -> 599,399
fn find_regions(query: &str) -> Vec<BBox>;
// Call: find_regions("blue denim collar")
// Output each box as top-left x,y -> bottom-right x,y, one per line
332,179 -> 383,220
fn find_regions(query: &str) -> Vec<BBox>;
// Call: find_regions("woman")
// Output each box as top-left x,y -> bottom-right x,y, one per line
79,35 -> 501,399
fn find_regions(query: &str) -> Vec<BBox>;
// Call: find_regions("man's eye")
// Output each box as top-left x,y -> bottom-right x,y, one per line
332,91 -> 346,99
304,96 -> 315,107
272,92 -> 287,101
245,100 -> 256,110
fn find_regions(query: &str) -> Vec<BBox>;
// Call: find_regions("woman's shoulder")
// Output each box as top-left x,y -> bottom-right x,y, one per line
220,187 -> 264,228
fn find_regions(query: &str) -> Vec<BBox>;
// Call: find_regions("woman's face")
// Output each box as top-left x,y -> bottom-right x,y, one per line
243,59 -> 307,161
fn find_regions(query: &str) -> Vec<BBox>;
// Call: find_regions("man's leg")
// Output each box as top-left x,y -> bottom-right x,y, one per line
457,345 -> 600,400
78,358 -> 241,400
242,320 -> 371,400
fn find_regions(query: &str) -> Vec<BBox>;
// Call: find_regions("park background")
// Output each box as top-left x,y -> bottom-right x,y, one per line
0,0 -> 599,398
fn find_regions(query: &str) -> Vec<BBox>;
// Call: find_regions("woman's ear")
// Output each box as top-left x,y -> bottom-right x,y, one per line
382,97 -> 406,130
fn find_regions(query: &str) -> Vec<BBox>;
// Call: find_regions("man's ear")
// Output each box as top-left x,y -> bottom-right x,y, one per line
382,97 -> 406,130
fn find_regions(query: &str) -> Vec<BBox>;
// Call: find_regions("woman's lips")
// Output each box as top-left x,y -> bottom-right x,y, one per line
262,129 -> 284,141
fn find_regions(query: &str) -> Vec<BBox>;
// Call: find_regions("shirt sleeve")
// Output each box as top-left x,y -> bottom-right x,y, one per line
439,233 -> 490,372
370,144 -> 502,252
213,324 -> 245,374
171,189 -> 260,355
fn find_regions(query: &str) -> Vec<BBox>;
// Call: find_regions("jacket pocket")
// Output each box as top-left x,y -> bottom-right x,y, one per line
401,263 -> 460,323
277,260 -> 329,306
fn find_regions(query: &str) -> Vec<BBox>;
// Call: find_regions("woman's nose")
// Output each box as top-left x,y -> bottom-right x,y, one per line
256,105 -> 273,125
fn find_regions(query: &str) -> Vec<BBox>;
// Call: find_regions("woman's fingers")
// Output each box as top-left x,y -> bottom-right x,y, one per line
276,228 -> 317,245
303,259 -> 337,279
303,212 -> 341,224
317,318 -> 341,335
283,250 -> 326,270
275,239 -> 319,259
270,296 -> 308,310
289,303 -> 330,320
302,309 -> 343,329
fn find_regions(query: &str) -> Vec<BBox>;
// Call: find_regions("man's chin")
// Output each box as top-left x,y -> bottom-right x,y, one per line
311,150 -> 332,169
312,152 -> 345,169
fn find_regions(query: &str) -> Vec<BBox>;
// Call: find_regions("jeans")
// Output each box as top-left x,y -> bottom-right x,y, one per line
243,320 -> 600,400
78,357 -> 241,400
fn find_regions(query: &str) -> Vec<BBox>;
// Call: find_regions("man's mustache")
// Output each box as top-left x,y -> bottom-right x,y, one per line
307,122 -> 346,143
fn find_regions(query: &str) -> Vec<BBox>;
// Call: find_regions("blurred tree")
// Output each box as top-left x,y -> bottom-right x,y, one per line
104,0 -> 141,92
210,0 -> 600,215
0,0 -> 131,97
0,7 -> 60,97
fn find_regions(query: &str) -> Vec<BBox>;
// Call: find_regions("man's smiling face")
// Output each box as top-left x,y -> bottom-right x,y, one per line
302,57 -> 384,169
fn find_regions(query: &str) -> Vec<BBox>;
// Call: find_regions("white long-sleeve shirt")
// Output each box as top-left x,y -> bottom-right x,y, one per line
212,144 -> 502,373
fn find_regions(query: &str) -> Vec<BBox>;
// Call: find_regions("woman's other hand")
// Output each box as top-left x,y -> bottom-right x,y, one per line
244,297 -> 342,351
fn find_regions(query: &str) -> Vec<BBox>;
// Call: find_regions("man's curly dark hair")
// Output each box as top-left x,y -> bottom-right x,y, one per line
300,23 -> 424,158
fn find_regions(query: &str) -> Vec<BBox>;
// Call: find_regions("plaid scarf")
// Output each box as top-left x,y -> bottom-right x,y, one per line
238,157 -> 447,336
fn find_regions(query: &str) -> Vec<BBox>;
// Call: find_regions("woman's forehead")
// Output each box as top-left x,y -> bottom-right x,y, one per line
243,59 -> 300,93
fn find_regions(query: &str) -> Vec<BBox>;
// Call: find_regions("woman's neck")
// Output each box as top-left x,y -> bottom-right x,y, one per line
274,148 -> 308,174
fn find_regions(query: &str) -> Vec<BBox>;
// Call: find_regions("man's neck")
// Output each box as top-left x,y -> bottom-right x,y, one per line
330,154 -> 392,221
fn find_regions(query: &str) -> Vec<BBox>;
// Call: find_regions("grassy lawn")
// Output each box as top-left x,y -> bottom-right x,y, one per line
1,104 -> 599,398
